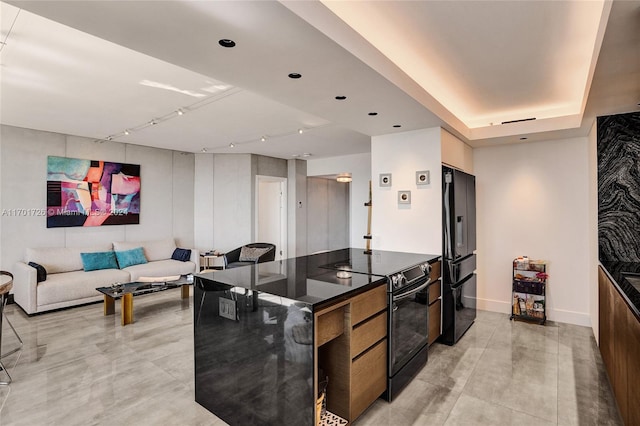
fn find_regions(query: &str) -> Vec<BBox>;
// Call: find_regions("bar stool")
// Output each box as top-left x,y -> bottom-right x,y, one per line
0,271 -> 23,385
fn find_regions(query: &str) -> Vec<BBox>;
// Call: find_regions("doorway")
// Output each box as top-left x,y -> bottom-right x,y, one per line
255,176 -> 287,261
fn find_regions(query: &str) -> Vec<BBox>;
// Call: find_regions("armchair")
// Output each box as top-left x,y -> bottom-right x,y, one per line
224,243 -> 276,269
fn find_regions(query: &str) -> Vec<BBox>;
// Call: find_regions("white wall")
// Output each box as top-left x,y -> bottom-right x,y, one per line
194,153 -> 288,254
194,154 -> 215,252
371,128 -> 443,254
0,124 -> 195,273
288,159 -> 307,258
307,152 -> 371,249
306,177 -> 349,253
212,154 -> 253,251
474,136 -> 591,326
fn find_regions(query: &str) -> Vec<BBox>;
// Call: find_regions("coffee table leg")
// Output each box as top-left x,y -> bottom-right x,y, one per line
121,293 -> 133,325
104,295 -> 115,316
181,284 -> 189,299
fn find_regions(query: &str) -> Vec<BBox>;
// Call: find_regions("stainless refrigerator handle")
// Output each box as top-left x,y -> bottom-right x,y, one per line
456,216 -> 464,247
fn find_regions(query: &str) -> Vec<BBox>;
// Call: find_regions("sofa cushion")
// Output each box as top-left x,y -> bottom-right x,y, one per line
38,268 -> 130,307
226,261 -> 255,269
28,262 -> 47,282
26,244 -> 113,274
124,259 -> 196,282
81,251 -> 119,271
113,238 -> 176,262
115,247 -> 148,269
171,248 -> 192,262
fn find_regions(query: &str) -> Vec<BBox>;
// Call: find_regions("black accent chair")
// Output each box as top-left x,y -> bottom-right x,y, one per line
224,243 -> 276,269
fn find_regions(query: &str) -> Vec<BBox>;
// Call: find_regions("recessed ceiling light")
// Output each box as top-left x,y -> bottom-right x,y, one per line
106,136 -> 113,141
336,173 -> 352,183
288,73 -> 302,79
201,148 -> 208,153
177,109 -> 184,116
393,124 -> 401,128
150,119 -> 157,125
219,39 -> 236,48
298,128 -> 304,134
335,95 -> 347,100
124,129 -> 130,135
229,143 -> 235,148
261,136 -> 266,142
368,112 -> 378,116
302,153 -> 312,157
292,154 -> 300,158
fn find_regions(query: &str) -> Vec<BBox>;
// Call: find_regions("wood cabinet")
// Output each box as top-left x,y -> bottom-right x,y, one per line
598,266 -> 640,425
314,283 -> 388,424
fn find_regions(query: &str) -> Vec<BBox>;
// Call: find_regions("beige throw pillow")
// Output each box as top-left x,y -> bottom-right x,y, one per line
238,246 -> 270,262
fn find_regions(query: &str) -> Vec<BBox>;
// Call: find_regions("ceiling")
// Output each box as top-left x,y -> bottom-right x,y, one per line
1,1 -> 638,159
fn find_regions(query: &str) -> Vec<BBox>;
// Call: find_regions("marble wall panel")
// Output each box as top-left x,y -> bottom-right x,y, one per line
598,111 -> 640,262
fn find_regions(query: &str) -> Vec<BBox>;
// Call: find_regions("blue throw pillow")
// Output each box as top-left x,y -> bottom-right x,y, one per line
171,248 -> 191,262
115,247 -> 148,269
81,251 -> 119,272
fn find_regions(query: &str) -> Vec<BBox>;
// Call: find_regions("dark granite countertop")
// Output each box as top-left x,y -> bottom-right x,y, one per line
599,261 -> 640,321
196,248 -> 440,311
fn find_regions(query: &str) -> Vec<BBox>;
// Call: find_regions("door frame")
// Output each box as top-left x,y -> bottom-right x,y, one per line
255,175 -> 287,261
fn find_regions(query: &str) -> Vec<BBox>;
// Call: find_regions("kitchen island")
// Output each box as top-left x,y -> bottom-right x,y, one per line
193,248 -> 439,426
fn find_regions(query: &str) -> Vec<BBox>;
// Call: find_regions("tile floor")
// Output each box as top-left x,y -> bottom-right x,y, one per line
0,291 -> 622,425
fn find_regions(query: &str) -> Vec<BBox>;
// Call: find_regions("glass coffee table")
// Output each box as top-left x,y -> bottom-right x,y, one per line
96,275 -> 193,325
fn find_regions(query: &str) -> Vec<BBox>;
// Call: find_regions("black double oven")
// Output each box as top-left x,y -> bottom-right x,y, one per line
322,249 -> 438,401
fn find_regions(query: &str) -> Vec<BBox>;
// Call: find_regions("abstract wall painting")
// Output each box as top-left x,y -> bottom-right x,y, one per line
46,156 -> 140,228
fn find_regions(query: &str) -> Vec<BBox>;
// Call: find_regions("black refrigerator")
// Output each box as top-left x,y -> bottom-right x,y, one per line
441,166 -> 477,345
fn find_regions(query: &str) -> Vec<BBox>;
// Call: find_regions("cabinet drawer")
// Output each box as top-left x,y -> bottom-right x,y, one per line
428,299 -> 441,345
351,339 -> 387,420
428,280 -> 441,305
351,311 -> 387,358
316,306 -> 345,347
351,285 -> 387,326
429,261 -> 441,282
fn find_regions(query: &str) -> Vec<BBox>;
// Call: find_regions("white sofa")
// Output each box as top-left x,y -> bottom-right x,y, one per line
13,238 -> 199,314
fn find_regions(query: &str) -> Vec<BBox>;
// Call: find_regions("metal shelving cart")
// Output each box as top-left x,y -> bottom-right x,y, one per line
510,258 -> 547,324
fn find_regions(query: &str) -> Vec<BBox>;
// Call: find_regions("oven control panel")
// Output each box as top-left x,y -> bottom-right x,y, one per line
390,263 -> 432,290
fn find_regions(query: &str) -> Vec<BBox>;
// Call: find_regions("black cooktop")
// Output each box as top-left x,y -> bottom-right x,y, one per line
319,248 -> 439,277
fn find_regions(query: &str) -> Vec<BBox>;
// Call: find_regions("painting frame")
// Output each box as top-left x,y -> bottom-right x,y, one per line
46,156 -> 141,228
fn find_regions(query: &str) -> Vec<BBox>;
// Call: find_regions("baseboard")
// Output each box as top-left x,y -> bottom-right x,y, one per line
476,297 -> 510,314
547,308 -> 592,327
475,297 -> 592,327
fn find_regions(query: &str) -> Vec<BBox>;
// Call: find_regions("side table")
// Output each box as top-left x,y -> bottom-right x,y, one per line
200,252 -> 225,271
